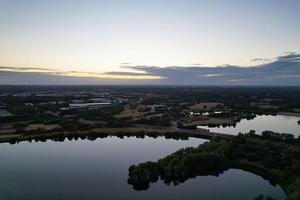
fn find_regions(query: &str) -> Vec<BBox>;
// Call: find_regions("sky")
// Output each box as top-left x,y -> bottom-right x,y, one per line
0,0 -> 300,85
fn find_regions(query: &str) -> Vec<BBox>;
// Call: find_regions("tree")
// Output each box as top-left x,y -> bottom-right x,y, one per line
254,194 -> 263,200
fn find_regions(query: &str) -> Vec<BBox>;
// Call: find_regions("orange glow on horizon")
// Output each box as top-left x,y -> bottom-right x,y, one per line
0,68 -> 163,80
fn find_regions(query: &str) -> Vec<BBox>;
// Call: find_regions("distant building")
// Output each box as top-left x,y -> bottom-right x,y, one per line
13,93 -> 32,97
89,98 -> 111,103
93,92 -> 111,97
113,98 -> 128,104
151,104 -> 167,112
69,102 -> 112,109
71,100 -> 85,104
58,101 -> 67,105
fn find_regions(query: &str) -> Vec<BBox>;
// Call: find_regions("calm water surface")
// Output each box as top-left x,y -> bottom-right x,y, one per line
0,137 -> 285,200
198,114 -> 300,136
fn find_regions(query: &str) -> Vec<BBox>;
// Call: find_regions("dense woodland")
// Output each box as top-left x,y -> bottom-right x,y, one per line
128,133 -> 300,200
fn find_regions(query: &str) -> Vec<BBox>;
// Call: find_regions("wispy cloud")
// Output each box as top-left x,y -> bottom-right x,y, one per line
0,66 -> 54,72
0,66 -> 162,80
203,74 -> 224,77
188,63 -> 202,66
277,52 -> 300,62
250,58 -> 273,62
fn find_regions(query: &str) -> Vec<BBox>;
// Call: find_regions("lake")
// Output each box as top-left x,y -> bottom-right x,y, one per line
0,136 -> 285,200
198,114 -> 300,136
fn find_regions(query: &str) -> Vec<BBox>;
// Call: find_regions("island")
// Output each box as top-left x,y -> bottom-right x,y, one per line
128,131 -> 300,200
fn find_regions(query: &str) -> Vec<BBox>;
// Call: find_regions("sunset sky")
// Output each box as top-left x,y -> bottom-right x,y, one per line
0,0 -> 299,85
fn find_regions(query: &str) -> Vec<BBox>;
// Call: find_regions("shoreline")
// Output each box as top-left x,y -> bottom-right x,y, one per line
277,112 -> 300,117
0,126 -> 234,144
127,136 -> 300,199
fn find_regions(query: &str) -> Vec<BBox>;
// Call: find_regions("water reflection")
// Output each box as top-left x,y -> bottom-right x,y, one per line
198,114 -> 300,136
0,137 -> 285,200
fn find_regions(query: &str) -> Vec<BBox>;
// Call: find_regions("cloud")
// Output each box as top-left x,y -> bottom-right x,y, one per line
0,67 -> 161,81
188,63 -> 202,66
0,66 -> 54,72
276,52 -> 300,62
104,71 -> 146,76
0,71 -> 158,85
229,78 -> 249,82
0,52 -> 299,85
203,74 -> 224,77
251,58 -> 265,62
122,52 -> 300,85
250,58 -> 272,62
